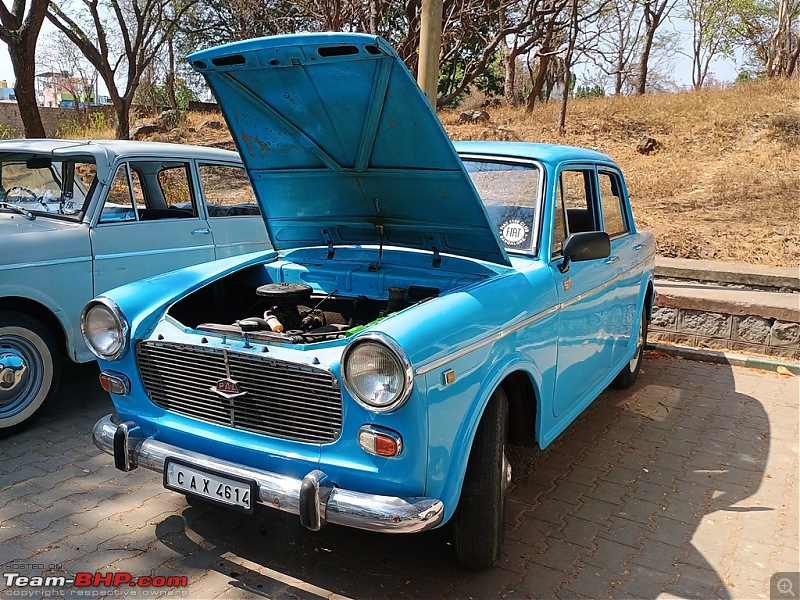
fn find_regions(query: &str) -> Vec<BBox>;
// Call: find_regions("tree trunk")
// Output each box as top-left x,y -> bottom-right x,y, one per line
504,46 -> 517,105
0,0 -> 49,138
635,33 -> 654,95
166,38 -> 178,112
525,50 -> 551,113
9,50 -> 46,138
113,97 -> 132,140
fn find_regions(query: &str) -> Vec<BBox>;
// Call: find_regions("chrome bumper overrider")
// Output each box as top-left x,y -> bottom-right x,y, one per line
92,415 -> 444,534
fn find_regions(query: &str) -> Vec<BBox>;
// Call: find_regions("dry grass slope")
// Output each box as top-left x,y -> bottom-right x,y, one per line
135,78 -> 800,267
442,79 -> 800,267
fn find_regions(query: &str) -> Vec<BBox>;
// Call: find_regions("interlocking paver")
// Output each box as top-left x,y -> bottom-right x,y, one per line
0,357 -> 796,599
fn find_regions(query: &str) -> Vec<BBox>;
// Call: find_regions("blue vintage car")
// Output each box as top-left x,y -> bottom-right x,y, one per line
86,33 -> 655,569
0,140 -> 269,435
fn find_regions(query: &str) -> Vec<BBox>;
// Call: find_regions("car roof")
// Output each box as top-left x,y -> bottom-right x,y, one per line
454,141 -> 617,167
0,139 -> 240,163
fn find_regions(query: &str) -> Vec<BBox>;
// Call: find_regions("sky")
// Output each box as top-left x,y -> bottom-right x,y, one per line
0,19 -> 742,96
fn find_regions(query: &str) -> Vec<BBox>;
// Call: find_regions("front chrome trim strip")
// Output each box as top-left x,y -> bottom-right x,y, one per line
93,415 -> 443,534
415,304 -> 559,376
415,264 -> 648,377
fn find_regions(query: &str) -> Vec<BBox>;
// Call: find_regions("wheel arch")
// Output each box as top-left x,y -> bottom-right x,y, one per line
0,297 -> 68,361
435,358 -> 543,522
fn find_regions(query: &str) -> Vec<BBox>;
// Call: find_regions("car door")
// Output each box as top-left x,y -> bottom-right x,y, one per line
195,162 -> 271,259
89,159 -> 216,295
597,167 -> 642,365
548,166 -> 617,419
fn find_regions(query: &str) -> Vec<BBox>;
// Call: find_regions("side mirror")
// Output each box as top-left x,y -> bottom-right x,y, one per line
558,231 -> 611,273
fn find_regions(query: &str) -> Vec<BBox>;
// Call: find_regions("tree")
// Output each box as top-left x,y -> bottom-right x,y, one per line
589,0 -> 644,94
0,0 -> 49,138
47,0 -> 198,139
635,0 -> 677,94
683,0 -> 738,89
733,0 -> 800,77
766,0 -> 799,76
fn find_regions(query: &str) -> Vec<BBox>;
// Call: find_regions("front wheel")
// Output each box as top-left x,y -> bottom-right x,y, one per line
612,308 -> 648,389
454,387 -> 510,570
0,311 -> 60,436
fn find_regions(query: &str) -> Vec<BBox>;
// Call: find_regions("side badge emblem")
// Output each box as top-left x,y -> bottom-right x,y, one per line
211,378 -> 247,399
563,277 -> 572,291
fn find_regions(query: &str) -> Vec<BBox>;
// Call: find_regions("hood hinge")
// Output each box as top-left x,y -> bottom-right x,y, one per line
431,246 -> 441,268
323,229 -> 335,259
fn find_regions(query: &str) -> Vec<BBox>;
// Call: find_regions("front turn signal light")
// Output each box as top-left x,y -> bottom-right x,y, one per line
358,425 -> 402,457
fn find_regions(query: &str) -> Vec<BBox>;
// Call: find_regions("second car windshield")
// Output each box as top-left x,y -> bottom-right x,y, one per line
0,155 -> 97,218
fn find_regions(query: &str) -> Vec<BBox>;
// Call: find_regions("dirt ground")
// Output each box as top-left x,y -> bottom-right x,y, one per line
144,78 -> 799,268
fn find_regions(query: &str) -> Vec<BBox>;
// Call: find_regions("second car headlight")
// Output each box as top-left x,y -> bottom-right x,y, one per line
342,335 -> 413,412
81,299 -> 129,360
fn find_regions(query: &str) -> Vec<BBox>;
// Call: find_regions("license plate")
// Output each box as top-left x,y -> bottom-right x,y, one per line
164,458 -> 256,514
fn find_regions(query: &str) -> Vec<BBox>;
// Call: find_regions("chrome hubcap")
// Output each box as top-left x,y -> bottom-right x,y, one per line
0,337 -> 38,414
629,319 -> 644,371
501,446 -> 512,496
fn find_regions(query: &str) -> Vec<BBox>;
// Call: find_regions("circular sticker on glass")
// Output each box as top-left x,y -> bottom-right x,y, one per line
499,219 -> 530,246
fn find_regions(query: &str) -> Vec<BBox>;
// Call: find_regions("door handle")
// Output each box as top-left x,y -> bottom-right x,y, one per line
191,228 -> 211,235
633,244 -> 645,251
605,256 -> 620,264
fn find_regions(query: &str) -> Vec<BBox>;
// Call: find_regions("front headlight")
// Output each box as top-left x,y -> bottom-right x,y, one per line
342,335 -> 413,412
81,299 -> 129,360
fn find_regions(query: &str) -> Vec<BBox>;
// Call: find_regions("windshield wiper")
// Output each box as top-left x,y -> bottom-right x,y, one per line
0,201 -> 36,220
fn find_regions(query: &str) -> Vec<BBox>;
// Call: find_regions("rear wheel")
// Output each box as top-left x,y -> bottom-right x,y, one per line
454,387 -> 510,570
0,311 -> 60,436
612,308 -> 647,389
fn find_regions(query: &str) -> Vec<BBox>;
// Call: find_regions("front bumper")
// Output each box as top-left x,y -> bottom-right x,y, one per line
92,414 -> 444,534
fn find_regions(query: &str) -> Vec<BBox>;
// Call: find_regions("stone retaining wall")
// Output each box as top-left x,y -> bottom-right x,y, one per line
649,304 -> 800,361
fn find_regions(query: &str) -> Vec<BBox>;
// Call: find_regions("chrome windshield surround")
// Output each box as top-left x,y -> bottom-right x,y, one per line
341,332 -> 414,414
80,296 -> 130,361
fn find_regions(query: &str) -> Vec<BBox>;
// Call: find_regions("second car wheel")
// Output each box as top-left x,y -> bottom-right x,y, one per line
0,311 -> 60,436
454,386 -> 510,570
612,307 -> 648,389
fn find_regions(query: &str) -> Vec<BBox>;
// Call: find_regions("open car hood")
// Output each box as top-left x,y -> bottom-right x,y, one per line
188,33 -> 510,266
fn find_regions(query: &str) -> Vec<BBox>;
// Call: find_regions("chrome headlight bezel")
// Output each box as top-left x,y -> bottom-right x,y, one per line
341,333 -> 414,413
80,298 -> 130,361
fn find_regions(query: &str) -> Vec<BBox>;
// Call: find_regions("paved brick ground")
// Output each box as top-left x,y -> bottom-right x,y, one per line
1,355 -> 798,599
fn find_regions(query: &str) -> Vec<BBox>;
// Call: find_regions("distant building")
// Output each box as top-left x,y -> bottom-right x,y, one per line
36,71 -> 104,108
0,80 -> 15,102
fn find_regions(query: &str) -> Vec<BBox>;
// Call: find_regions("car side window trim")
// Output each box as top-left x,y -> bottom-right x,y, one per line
550,163 -> 601,262
597,167 -> 630,240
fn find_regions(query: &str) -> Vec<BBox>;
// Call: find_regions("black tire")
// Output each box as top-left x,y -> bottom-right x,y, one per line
612,308 -> 647,389
0,311 -> 61,437
454,387 -> 510,570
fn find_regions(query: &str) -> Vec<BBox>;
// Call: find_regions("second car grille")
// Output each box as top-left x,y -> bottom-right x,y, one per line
136,341 -> 342,443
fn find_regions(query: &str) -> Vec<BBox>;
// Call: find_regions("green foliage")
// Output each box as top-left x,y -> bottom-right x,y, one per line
575,84 -> 606,98
0,123 -> 20,140
134,78 -> 198,112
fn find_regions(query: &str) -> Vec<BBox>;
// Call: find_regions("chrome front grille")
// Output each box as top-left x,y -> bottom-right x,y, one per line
136,341 -> 342,443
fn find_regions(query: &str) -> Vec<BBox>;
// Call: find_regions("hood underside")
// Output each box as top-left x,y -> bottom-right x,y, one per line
188,33 -> 510,266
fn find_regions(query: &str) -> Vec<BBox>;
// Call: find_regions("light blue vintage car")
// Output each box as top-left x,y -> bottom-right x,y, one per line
0,140 -> 269,434
86,33 -> 655,569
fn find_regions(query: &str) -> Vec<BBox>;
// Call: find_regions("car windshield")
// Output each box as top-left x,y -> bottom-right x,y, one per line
0,153 -> 97,219
464,160 -> 541,254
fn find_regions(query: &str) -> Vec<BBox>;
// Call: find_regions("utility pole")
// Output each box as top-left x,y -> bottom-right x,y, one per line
417,0 -> 443,108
